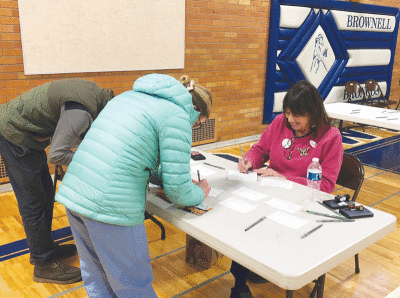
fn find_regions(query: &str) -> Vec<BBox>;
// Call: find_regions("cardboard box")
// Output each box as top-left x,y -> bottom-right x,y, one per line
185,234 -> 218,270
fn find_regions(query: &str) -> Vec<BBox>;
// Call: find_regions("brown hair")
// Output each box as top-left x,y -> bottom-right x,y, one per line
179,75 -> 212,118
282,80 -> 330,137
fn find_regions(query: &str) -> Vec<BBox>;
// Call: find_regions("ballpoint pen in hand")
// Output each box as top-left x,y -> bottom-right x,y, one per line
197,169 -> 201,182
239,144 -> 248,174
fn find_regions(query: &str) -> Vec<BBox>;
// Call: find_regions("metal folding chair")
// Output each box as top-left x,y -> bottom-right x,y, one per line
310,153 -> 364,298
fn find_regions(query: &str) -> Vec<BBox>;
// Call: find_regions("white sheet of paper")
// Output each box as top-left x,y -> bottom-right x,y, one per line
228,170 -> 258,182
209,188 -> 224,197
219,197 -> 257,213
267,211 -> 308,229
260,177 -> 293,189
191,165 -> 216,177
232,186 -> 268,201
265,198 -> 303,214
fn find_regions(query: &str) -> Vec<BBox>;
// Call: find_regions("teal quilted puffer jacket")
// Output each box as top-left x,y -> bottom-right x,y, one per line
55,74 -> 205,226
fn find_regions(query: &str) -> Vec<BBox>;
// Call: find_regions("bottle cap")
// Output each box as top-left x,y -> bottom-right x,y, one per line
312,157 -> 319,162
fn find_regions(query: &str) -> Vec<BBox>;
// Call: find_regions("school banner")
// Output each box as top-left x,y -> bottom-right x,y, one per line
263,0 -> 400,123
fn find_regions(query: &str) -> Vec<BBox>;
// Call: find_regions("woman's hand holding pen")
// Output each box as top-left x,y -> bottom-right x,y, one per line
238,158 -> 252,173
193,179 -> 211,197
254,167 -> 286,179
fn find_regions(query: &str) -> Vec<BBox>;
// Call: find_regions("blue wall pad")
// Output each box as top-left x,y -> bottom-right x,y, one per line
345,135 -> 400,174
263,0 -> 400,123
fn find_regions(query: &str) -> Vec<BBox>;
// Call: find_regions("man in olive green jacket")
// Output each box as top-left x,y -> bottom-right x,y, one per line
0,79 -> 114,284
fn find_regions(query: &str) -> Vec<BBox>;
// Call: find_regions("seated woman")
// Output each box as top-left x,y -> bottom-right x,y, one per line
230,80 -> 343,298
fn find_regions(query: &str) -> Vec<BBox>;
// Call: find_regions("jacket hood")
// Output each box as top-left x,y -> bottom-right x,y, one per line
132,74 -> 199,125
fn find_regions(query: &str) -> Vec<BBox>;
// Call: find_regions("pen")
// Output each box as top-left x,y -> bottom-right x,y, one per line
239,144 -> 248,174
300,224 -> 323,239
303,209 -> 348,220
203,162 -> 225,170
197,169 -> 201,182
245,216 -> 266,231
316,219 -> 355,222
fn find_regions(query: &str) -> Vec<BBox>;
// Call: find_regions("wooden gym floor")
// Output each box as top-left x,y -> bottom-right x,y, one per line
0,126 -> 399,298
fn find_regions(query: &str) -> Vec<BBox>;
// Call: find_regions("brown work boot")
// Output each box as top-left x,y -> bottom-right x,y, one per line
33,260 -> 82,284
30,243 -> 77,265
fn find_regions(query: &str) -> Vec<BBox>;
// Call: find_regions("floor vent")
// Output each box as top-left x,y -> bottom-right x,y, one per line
192,117 -> 217,146
0,156 -> 9,184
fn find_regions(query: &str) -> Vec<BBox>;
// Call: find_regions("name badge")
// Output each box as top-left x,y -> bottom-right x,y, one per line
282,138 -> 291,148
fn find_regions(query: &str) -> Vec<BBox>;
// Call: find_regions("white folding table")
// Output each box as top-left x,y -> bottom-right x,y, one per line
325,102 -> 400,131
146,151 -> 396,297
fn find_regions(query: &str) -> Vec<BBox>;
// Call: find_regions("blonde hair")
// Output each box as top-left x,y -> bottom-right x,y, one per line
179,75 -> 212,118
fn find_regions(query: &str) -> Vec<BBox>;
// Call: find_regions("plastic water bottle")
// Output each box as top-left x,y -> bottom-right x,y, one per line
307,158 -> 322,201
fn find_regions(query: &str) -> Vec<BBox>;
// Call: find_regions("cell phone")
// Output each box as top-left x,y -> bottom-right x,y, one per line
191,151 -> 206,160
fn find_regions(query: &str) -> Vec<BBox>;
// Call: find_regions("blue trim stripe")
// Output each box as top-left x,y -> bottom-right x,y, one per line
341,66 -> 389,77
0,227 -> 73,262
344,40 -> 392,49
341,31 -> 394,42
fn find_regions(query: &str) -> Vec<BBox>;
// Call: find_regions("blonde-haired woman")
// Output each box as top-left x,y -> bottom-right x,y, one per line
56,73 -> 212,297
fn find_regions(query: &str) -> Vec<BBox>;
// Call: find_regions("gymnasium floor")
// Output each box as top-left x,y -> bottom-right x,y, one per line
0,126 -> 399,298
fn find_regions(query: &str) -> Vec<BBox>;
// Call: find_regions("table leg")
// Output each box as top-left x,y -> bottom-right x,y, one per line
286,290 -> 294,298
316,274 -> 326,298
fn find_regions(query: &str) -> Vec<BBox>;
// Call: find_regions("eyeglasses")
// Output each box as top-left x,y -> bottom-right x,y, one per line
284,137 -> 295,160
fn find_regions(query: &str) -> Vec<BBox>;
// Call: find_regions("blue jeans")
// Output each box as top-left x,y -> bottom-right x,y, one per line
0,136 -> 56,260
66,209 -> 158,298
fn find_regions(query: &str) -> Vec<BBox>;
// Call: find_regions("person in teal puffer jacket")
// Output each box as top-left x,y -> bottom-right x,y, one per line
55,73 -> 212,297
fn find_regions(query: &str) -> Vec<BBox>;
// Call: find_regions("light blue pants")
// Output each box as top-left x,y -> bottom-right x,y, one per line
66,209 -> 158,298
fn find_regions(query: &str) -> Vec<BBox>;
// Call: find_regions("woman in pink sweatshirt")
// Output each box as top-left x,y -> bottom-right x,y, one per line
230,80 -> 343,298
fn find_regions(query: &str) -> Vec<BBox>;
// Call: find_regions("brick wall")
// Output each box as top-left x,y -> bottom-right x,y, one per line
0,0 -> 399,143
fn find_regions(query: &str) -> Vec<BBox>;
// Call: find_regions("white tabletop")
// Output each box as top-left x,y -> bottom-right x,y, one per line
146,151 -> 396,290
325,102 -> 400,131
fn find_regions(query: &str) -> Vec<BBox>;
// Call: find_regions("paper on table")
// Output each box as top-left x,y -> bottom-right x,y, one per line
228,170 -> 258,182
265,198 -> 303,213
232,186 -> 268,201
267,211 -> 308,229
209,188 -> 224,197
191,165 -> 216,177
219,197 -> 257,213
260,177 -> 293,189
